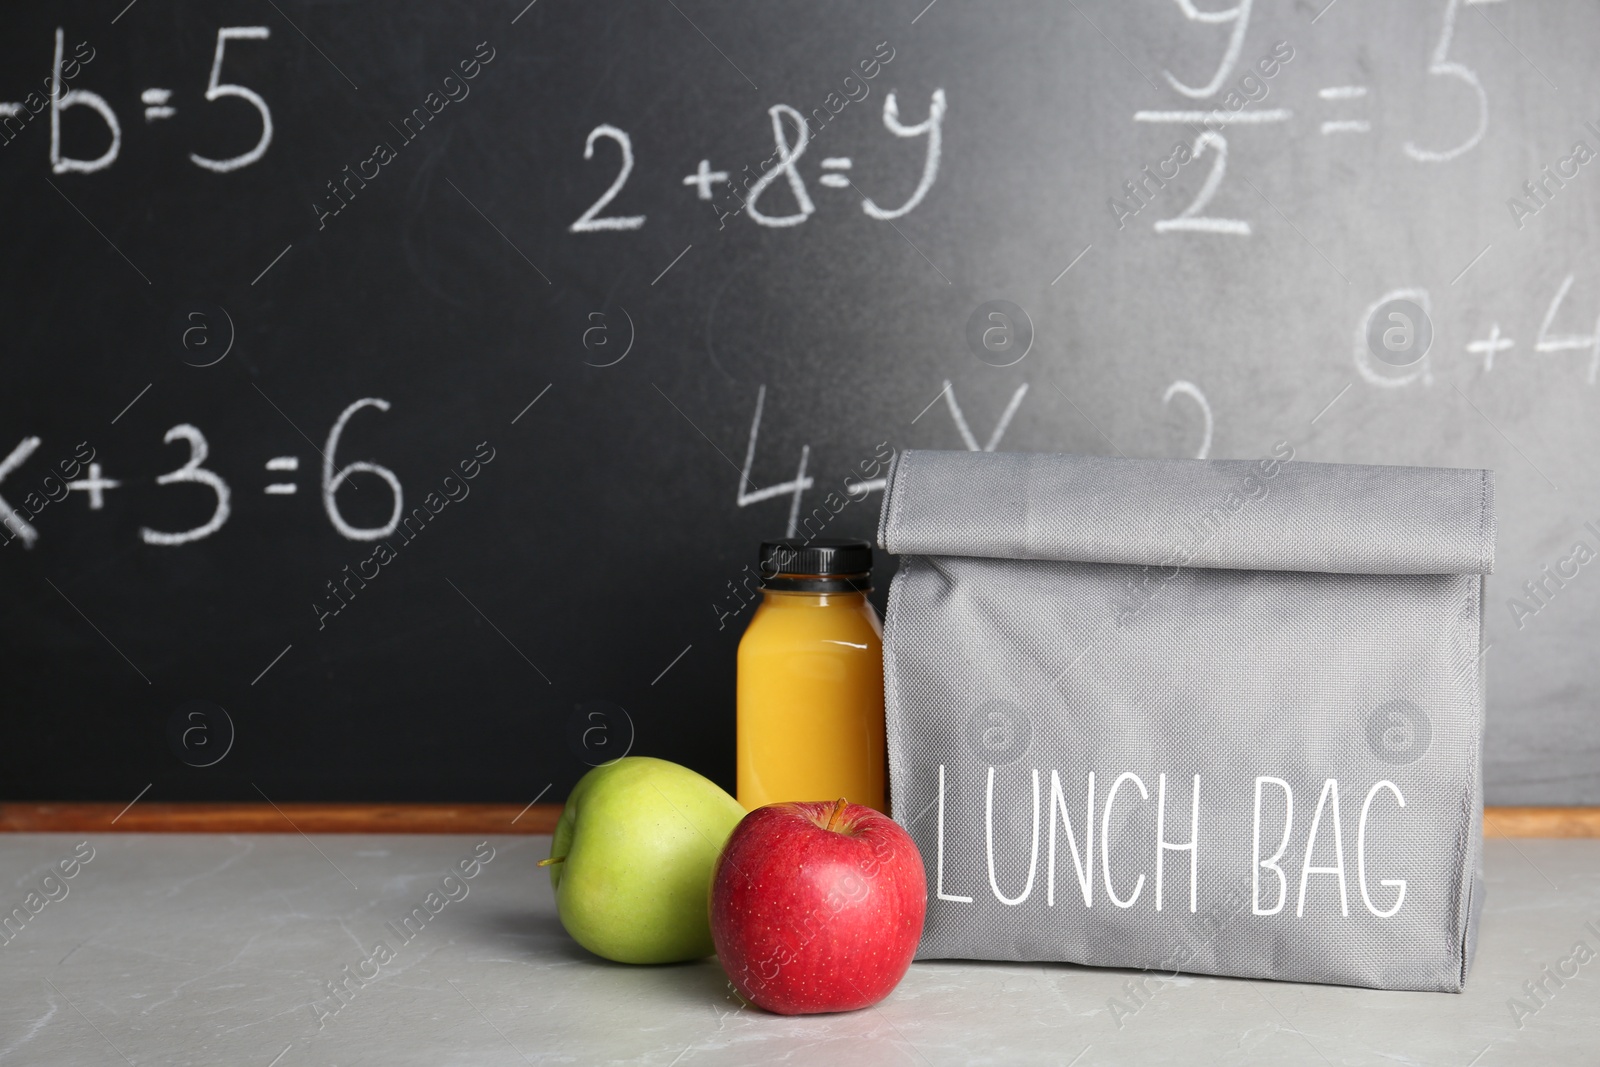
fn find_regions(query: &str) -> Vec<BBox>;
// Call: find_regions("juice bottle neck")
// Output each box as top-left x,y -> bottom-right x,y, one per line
760,586 -> 869,608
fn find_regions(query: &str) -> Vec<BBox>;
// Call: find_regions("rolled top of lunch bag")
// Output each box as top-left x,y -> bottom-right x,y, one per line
877,450 -> 1494,576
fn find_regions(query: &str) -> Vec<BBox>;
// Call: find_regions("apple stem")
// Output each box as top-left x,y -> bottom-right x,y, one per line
537,855 -> 565,867
824,797 -> 850,833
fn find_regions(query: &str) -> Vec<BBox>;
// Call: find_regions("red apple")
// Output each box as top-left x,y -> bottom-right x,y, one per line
710,799 -> 926,1015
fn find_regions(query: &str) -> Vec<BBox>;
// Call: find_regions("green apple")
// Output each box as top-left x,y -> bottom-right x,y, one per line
543,756 -> 746,964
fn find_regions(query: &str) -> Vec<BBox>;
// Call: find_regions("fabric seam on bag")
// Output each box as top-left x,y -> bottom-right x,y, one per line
882,555 -> 912,828
879,449 -> 907,551
1478,469 -> 1493,573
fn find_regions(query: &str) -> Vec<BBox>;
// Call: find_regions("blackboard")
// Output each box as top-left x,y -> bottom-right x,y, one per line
3,0 -> 1596,808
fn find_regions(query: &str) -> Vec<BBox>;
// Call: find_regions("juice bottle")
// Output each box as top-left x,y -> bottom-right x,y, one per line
736,539 -> 887,814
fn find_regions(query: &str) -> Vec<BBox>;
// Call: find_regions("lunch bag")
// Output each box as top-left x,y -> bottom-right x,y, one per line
877,448 -> 1494,991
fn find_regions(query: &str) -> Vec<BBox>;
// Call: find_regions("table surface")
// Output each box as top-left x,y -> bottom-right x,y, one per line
1,834 -> 1596,1066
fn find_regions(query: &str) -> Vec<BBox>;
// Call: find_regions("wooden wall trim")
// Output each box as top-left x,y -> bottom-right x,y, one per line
1,803 -> 1598,837
0,802 -> 562,834
1482,807 -> 1600,839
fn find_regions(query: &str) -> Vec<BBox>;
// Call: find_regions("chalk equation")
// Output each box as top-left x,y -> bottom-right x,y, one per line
732,379 -> 1028,538
0,398 -> 401,549
1357,274 -> 1600,388
1122,0 -> 1502,236
6,26 -> 272,175
24,2 -> 1515,246
571,88 -> 944,233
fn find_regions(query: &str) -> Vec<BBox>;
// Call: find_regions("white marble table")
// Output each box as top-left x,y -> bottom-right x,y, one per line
1,834 -> 1595,1065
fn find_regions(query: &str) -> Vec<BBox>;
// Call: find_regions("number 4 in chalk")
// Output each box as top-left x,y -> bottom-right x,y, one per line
1535,274 -> 1600,385
736,386 -> 814,538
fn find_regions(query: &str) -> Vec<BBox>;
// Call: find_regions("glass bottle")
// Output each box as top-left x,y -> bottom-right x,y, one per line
736,539 -> 887,813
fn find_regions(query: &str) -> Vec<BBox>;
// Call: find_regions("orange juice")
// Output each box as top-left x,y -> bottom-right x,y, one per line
736,540 -> 887,814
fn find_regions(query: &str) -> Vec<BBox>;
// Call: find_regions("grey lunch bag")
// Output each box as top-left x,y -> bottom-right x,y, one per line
877,448 -> 1494,991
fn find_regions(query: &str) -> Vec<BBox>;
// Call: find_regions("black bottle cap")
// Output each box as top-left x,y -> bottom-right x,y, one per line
758,539 -> 872,592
